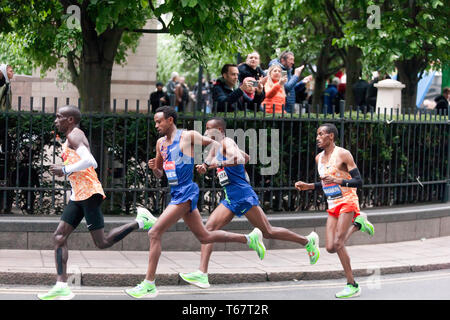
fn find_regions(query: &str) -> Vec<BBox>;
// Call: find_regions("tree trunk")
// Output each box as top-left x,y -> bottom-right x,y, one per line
395,58 -> 425,113
65,4 -> 124,186
68,2 -> 124,112
344,46 -> 362,109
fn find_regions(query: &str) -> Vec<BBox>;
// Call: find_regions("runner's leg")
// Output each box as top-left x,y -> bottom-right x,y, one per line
53,221 -> 75,282
334,212 -> 356,284
145,203 -> 189,281
245,206 -> 308,245
183,207 -> 247,245
198,204 -> 235,273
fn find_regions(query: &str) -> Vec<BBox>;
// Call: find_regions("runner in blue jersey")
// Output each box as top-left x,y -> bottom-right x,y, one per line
126,107 -> 266,299
179,117 -> 321,289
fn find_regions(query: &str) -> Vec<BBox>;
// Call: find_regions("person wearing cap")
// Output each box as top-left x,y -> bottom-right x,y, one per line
150,81 -> 170,113
0,64 -> 14,110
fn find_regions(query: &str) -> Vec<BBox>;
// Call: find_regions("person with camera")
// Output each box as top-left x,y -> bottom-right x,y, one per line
238,51 -> 266,84
261,64 -> 288,114
212,64 -> 265,112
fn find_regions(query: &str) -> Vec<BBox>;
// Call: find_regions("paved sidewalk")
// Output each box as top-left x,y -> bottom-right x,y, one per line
0,236 -> 449,287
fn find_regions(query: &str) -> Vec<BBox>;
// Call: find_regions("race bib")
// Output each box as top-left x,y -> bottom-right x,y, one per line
217,168 -> 230,186
322,183 -> 343,200
163,161 -> 178,186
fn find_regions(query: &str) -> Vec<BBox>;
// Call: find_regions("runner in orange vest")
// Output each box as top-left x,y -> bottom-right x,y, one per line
38,105 -> 157,300
295,123 -> 374,299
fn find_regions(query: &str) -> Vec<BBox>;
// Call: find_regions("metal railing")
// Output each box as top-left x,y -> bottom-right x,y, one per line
0,97 -> 448,216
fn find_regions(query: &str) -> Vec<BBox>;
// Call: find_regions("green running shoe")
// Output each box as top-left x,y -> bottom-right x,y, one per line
179,271 -> 210,289
136,207 -> 157,231
125,280 -> 158,299
248,228 -> 266,260
335,283 -> 361,299
305,231 -> 320,265
354,212 -> 374,236
37,285 -> 75,300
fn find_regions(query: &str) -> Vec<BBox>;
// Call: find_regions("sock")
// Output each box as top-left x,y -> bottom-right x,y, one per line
347,281 -> 358,288
245,234 -> 250,245
353,221 -> 362,230
135,219 -> 144,229
144,279 -> 155,286
55,281 -> 68,288
197,270 -> 207,276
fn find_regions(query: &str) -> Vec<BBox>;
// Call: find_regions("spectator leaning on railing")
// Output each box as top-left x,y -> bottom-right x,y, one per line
268,51 -> 306,113
212,64 -> 265,112
262,64 -> 287,114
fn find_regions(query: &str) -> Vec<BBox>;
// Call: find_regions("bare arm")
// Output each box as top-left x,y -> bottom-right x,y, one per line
148,138 -> 164,179
321,150 -> 361,187
219,138 -> 246,167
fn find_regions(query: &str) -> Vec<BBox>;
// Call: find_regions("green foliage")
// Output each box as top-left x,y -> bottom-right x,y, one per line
156,34 -> 238,86
0,33 -> 32,75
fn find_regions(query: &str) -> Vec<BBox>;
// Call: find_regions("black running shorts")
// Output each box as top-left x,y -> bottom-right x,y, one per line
61,193 -> 105,231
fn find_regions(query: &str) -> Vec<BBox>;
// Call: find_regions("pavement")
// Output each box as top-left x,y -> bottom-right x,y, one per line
0,235 -> 449,287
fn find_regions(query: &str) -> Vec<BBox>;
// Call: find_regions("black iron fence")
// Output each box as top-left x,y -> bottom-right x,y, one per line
0,97 -> 449,216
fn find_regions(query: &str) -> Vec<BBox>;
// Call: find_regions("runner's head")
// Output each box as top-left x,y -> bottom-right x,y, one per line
54,105 -> 81,134
317,123 -> 338,149
154,106 -> 177,136
205,118 -> 226,141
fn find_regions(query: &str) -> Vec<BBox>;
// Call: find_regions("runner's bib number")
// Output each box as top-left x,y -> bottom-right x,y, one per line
322,183 -> 343,200
163,161 -> 178,186
217,168 -> 230,186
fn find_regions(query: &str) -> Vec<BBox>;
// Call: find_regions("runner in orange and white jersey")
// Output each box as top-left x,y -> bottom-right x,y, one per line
295,123 -> 374,299
37,105 -> 157,301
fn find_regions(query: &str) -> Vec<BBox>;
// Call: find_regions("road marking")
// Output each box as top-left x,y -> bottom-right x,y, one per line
2,271 -> 450,296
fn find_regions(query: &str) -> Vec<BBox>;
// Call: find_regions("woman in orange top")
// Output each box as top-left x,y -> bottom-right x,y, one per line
262,64 -> 288,113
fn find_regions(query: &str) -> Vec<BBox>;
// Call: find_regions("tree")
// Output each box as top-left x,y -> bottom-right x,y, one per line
246,0 -> 345,109
337,0 -> 450,112
1,0 -> 251,111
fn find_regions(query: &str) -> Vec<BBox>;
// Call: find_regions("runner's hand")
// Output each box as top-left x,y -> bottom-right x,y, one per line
196,164 -> 207,174
50,164 -> 65,177
148,158 -> 158,170
295,181 -> 310,191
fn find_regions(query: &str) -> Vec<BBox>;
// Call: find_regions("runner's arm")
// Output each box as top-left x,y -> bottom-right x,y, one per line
329,150 -> 363,188
149,138 -> 164,179
62,131 -> 97,175
220,138 -> 246,167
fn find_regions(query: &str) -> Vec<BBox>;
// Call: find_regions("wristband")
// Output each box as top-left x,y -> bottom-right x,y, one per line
62,166 -> 67,175
313,182 -> 322,190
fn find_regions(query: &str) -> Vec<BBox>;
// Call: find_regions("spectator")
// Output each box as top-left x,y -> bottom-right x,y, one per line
166,72 -> 179,106
268,51 -> 306,113
150,82 -> 170,112
323,77 -> 339,114
434,87 -> 450,114
261,64 -> 287,113
0,64 -> 13,110
191,77 -> 211,111
175,76 -> 189,112
212,64 -> 264,112
238,51 -> 266,84
352,73 -> 369,111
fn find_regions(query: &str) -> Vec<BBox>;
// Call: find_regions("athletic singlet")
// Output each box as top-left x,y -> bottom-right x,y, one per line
160,129 -> 195,191
216,148 -> 254,199
61,141 -> 105,201
317,146 -> 359,209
